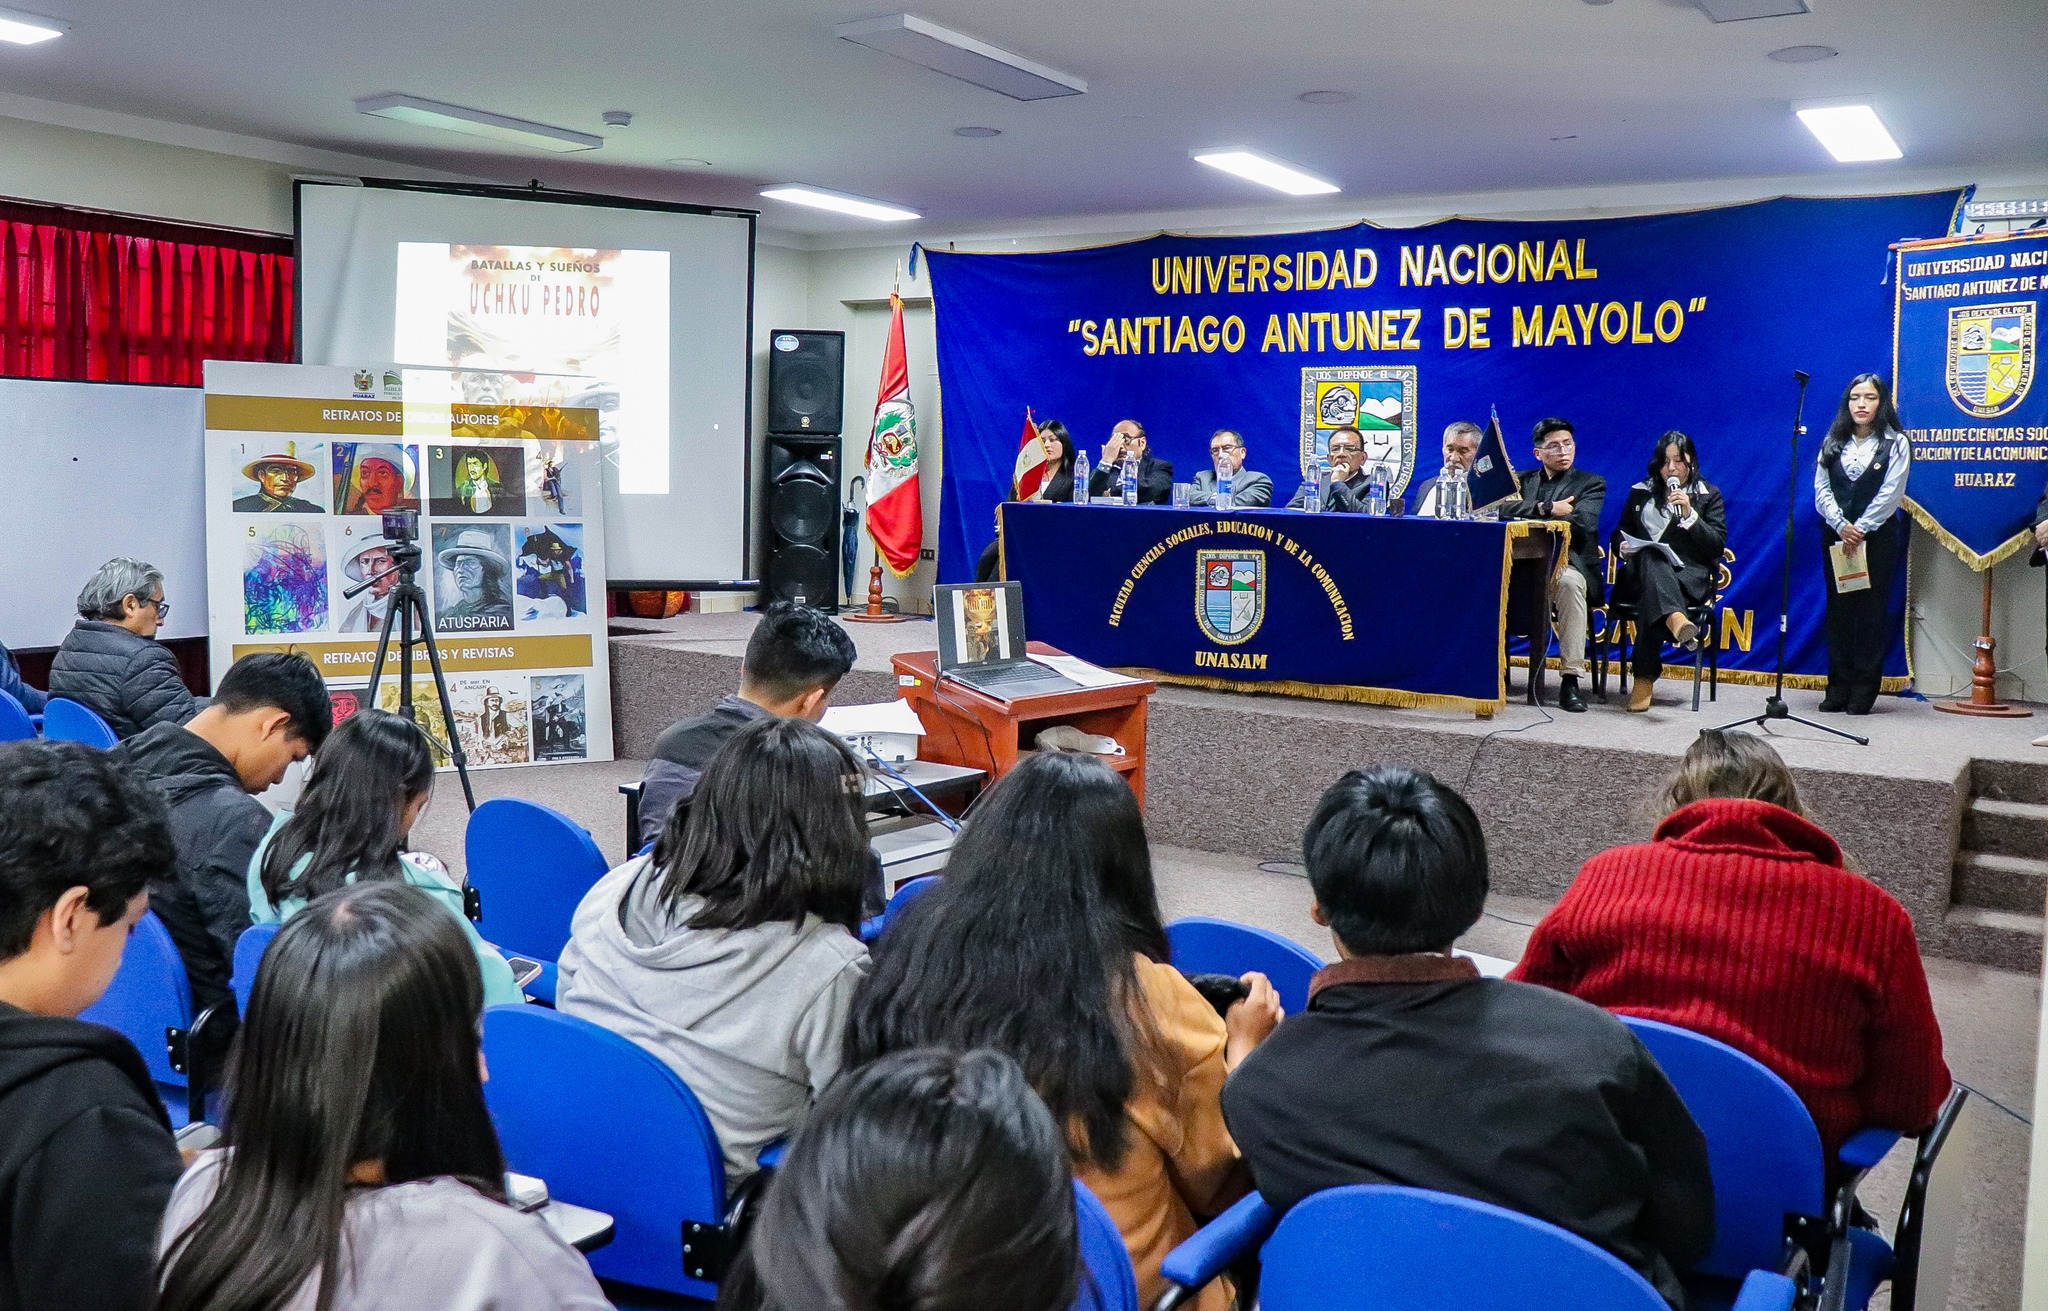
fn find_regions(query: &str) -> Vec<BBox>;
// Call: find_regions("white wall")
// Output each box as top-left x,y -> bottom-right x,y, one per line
0,113 -> 299,234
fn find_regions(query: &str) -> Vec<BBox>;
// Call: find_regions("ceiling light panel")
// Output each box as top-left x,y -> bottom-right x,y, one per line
1796,104 -> 1902,162
835,15 -> 1086,101
1191,149 -> 1339,197
759,184 -> 921,222
1696,0 -> 1809,20
0,6 -> 66,44
354,94 -> 603,153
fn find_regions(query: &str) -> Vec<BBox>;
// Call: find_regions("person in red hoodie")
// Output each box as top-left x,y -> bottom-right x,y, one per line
1511,729 -> 1950,1171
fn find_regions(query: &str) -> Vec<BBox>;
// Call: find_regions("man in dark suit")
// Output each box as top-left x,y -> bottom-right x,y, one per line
1189,429 -> 1274,508
1506,417 -> 1605,712
1406,420 -> 1489,518
1286,427 -> 1375,512
1087,419 -> 1174,504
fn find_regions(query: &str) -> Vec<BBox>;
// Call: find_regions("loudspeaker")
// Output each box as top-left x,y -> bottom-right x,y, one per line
766,330 -> 845,435
765,435 -> 841,610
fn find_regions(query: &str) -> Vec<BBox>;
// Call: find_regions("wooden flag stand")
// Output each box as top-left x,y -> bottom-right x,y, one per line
1934,569 -> 2031,717
842,563 -> 908,624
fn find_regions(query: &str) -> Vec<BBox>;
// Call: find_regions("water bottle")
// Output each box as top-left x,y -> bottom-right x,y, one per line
1433,462 -> 1461,519
1071,449 -> 1090,504
1304,460 -> 1329,514
1121,455 -> 1138,506
1216,470 -> 1234,512
1364,462 -> 1390,517
1451,468 -> 1472,520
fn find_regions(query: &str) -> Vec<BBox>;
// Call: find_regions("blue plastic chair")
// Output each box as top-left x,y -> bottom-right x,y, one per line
1073,1181 -> 1140,1311
466,799 -> 610,966
482,1006 -> 728,1299
860,873 -> 941,944
1165,916 -> 1326,1015
0,690 -> 34,742
1620,1015 -> 1898,1310
79,911 -> 195,1126
43,697 -> 118,747
1251,1185 -> 1795,1311
231,923 -> 279,1018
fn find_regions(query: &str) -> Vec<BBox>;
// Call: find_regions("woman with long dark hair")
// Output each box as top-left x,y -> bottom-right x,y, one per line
157,881 -> 608,1311
976,420 -> 1081,581
558,715 -> 873,1188
1613,431 -> 1728,712
718,1047 -> 1080,1311
844,752 -> 1280,1311
247,707 -> 523,1006
1813,373 -> 1912,714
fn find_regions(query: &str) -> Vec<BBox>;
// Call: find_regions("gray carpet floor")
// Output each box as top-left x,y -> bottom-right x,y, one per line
418,757 -> 2036,1311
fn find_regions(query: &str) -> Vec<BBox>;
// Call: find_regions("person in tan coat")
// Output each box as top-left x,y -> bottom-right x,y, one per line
845,752 -> 1280,1309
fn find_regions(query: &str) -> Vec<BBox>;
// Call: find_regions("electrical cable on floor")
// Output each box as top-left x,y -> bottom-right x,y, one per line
1258,860 -> 1307,878
1458,700 -> 1557,793
1958,1081 -> 2033,1127
1481,909 -> 1541,930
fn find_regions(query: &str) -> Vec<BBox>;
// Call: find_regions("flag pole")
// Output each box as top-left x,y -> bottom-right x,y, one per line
846,262 -> 912,623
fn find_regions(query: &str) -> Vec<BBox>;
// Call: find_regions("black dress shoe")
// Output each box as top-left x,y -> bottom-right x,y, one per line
1817,691 -> 1848,712
1558,676 -> 1587,713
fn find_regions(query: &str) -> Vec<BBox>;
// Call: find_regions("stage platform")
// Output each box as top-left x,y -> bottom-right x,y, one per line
608,611 -> 2048,969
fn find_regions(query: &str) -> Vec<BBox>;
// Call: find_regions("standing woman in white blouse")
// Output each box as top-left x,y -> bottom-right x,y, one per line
1813,374 -> 1912,715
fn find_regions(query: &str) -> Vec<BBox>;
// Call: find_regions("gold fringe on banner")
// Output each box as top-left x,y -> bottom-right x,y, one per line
1902,499 -> 2034,573
1496,521 -> 1568,704
1119,667 -> 1495,715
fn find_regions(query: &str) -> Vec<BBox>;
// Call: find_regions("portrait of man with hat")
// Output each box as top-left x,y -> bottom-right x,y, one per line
430,524 -> 514,633
233,441 -> 322,513
338,537 -> 402,634
334,442 -> 420,517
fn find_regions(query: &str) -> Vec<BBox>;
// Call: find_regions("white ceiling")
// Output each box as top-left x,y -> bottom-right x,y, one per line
0,0 -> 2042,236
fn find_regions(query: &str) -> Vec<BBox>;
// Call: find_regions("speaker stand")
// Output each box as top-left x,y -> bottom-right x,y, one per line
1933,569 -> 2032,717
843,564 -> 908,624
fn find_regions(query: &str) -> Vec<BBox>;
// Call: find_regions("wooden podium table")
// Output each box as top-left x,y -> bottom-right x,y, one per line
892,643 -> 1156,806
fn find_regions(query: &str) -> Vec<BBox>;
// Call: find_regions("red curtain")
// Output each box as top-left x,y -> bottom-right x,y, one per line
0,198 -> 292,385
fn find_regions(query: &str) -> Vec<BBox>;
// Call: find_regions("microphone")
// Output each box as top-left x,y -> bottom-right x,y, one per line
1793,369 -> 1811,385
1666,475 -> 1682,490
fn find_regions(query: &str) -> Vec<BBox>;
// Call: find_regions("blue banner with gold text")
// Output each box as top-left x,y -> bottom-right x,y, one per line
928,191 -> 1966,687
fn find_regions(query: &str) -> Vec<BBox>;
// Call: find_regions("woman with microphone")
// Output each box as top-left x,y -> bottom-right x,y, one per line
976,420 -> 1079,581
1615,431 -> 1726,712
1813,375 -> 1911,715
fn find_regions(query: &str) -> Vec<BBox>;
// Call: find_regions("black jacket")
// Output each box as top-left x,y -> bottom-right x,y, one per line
110,724 -> 271,1013
47,620 -> 197,739
1285,469 -> 1377,513
1508,466 -> 1607,603
638,696 -> 771,849
1088,453 -> 1174,504
1615,480 -> 1728,604
0,1003 -> 182,1311
1222,956 -> 1714,1310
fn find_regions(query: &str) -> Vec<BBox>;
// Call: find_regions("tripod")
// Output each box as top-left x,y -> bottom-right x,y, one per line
1713,370 -> 1868,746
344,539 -> 479,810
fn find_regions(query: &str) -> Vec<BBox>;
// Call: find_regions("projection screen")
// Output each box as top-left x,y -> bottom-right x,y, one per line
296,179 -> 755,586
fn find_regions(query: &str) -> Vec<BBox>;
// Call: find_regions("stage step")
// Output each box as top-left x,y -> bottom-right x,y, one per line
1960,797 -> 2048,861
1952,851 -> 2048,915
1939,905 -> 2046,973
1970,757 -> 2048,808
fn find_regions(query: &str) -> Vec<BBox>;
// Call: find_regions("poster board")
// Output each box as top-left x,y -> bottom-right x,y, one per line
203,360 -> 612,768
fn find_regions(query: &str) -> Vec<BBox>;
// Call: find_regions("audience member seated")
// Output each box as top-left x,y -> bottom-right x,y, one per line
0,740 -> 184,1311
1614,431 -> 1727,712
1284,426 -> 1372,511
977,420 -> 1079,581
0,638 -> 44,715
845,752 -> 1280,1311
560,716 -> 872,1188
48,557 -> 197,738
1512,730 -> 1951,1177
110,652 -> 331,1013
1189,429 -> 1274,508
247,708 -> 523,1008
636,601 -> 857,850
1222,764 -> 1713,1310
156,882 -> 609,1311
718,1048 -> 1078,1311
1088,419 -> 1174,504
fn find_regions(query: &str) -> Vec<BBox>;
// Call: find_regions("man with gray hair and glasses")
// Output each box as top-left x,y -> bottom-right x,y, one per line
48,557 -> 197,738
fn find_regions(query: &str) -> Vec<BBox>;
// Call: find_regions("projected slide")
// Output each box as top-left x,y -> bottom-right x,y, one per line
395,244 -> 672,493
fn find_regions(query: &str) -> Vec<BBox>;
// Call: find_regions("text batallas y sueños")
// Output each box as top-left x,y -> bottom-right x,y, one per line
1065,239 -> 1708,357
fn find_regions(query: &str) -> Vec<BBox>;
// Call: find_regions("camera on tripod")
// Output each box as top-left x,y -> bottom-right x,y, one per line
381,507 -> 420,544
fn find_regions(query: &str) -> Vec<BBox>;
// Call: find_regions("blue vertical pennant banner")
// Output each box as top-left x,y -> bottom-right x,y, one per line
1895,229 -> 2048,568
926,191 -> 1965,685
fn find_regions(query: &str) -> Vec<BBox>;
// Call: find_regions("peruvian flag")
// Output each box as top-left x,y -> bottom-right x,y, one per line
1012,407 -> 1047,498
863,291 -> 923,576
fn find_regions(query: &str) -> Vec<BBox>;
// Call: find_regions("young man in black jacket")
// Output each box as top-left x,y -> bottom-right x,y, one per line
1221,765 -> 1714,1309
1505,417 -> 1607,712
0,740 -> 186,1311
110,653 -> 330,1012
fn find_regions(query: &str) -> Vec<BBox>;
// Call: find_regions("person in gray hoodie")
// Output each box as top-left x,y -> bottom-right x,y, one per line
559,715 -> 873,1187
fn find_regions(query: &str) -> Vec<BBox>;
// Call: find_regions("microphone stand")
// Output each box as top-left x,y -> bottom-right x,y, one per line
1713,369 -> 1867,745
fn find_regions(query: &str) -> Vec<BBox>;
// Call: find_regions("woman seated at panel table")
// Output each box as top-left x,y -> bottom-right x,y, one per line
1612,431 -> 1727,713
1510,730 -> 1951,1184
976,419 -> 1080,581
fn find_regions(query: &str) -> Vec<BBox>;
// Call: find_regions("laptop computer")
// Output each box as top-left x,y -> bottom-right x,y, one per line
933,582 -> 1080,700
